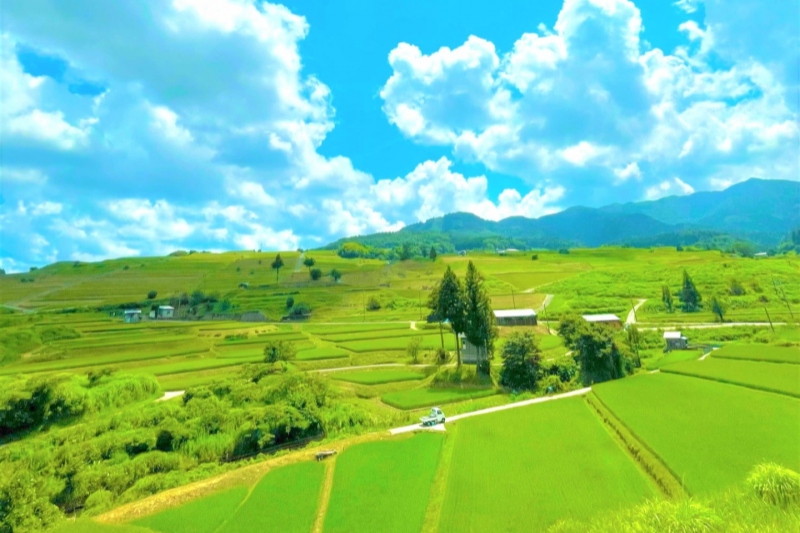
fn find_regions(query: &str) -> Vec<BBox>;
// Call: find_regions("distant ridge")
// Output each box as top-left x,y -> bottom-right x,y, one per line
324,178 -> 799,251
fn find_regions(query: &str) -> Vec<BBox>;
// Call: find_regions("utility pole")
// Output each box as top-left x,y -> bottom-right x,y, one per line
772,278 -> 795,320
630,297 -> 637,323
511,289 -> 516,309
542,303 -> 551,335
764,307 -> 775,332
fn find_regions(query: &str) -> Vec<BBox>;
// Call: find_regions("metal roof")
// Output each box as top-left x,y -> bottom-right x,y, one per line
159,305 -> 174,310
494,309 -> 537,318
123,309 -> 141,314
582,314 -> 621,322
663,331 -> 683,339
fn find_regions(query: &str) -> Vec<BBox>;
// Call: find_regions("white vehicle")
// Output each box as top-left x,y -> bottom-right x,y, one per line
419,407 -> 445,426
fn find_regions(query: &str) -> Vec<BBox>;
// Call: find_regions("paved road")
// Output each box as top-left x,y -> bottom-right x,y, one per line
641,322 -> 787,331
626,299 -> 647,325
388,387 -> 592,435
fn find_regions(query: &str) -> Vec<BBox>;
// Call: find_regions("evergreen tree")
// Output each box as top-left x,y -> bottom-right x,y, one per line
429,246 -> 437,261
574,325 -> 633,385
661,284 -> 674,312
271,254 -> 284,282
557,313 -> 585,349
500,332 -> 541,391
428,266 -> 466,366
303,256 -> 316,274
710,295 -> 727,322
463,261 -> 497,375
679,270 -> 702,312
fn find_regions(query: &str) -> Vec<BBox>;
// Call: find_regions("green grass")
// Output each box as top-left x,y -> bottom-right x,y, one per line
712,344 -> 800,364
324,433 -> 444,533
339,334 -> 456,353
217,461 -> 324,533
330,369 -> 425,385
132,486 -> 247,533
0,347 -> 210,375
660,358 -> 800,397
322,329 -> 424,342
295,347 -> 350,361
52,521 -> 155,533
438,397 -> 657,532
593,372 -> 800,494
645,349 -> 702,370
382,387 -> 497,409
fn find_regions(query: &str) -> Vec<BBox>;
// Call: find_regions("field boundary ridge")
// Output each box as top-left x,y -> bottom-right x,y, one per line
659,368 -> 800,399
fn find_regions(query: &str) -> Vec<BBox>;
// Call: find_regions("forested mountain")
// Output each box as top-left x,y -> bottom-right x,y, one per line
324,179 -> 799,254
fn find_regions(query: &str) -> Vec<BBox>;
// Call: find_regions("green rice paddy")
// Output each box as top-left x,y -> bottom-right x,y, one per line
133,487 -> 247,533
660,358 -> 800,397
593,372 -> 800,494
712,344 -> 800,364
438,397 -> 657,532
330,369 -> 425,385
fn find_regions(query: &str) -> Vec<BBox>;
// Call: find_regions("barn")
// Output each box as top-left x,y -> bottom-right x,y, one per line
582,314 -> 622,328
157,305 -> 175,319
664,331 -> 688,350
494,309 -> 537,326
458,334 -> 487,365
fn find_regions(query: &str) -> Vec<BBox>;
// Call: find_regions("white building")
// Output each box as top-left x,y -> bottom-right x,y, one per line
157,305 -> 174,319
494,309 -> 537,326
123,309 -> 142,323
664,331 -> 688,350
582,314 -> 622,328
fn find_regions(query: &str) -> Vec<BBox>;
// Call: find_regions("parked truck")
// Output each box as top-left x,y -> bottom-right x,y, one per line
419,407 -> 445,426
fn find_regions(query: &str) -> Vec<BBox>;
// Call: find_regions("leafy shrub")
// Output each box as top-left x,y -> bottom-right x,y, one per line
748,463 -> 800,508
366,296 -> 381,311
286,296 -> 295,309
531,254 -> 539,260
288,303 -> 311,317
558,249 -> 570,254
541,374 -> 563,393
310,268 -> 322,280
627,499 -> 720,533
168,250 -> 188,257
147,290 -> 158,299
38,326 -> 80,343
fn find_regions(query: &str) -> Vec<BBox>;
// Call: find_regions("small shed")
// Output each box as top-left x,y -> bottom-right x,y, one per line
157,305 -> 174,319
582,314 -> 622,328
664,331 -> 688,350
123,309 -> 142,323
458,334 -> 487,365
494,309 -> 537,326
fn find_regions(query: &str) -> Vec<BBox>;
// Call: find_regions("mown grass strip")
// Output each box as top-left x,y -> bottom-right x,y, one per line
585,392 -> 687,499
381,387 -> 497,410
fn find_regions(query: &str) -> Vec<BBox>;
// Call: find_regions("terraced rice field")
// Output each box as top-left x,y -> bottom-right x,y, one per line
711,344 -> 800,364
296,347 -> 351,361
593,372 -> 800,494
330,369 -> 425,385
324,433 -> 444,533
338,334 -> 456,353
382,387 -> 498,409
438,397 -> 657,532
132,487 -> 248,533
660,358 -> 800,397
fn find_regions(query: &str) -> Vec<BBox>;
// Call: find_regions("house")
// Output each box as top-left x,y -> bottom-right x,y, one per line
664,331 -> 688,350
458,334 -> 487,365
582,314 -> 622,328
457,251 -> 467,256
754,252 -> 768,258
494,309 -> 537,326
157,305 -> 174,319
123,309 -> 142,323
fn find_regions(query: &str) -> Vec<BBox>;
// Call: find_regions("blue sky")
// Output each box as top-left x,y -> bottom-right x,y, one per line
1,0 -> 798,272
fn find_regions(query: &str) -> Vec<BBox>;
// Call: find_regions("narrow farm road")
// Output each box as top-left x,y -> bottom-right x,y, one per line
537,294 -> 554,311
388,387 -> 592,435
410,321 -> 418,330
156,390 -> 185,402
293,252 -> 306,273
626,299 -> 647,325
641,322 -> 787,331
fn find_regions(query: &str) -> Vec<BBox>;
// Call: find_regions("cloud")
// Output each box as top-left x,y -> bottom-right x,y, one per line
645,177 -> 695,200
380,0 -> 798,199
674,0 -> 700,14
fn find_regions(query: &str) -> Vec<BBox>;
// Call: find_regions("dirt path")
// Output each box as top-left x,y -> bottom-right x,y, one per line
156,391 -> 185,402
626,299 -> 647,325
535,294 -> 554,311
311,458 -> 337,533
410,321 -> 418,330
293,252 -> 306,273
388,387 -> 592,435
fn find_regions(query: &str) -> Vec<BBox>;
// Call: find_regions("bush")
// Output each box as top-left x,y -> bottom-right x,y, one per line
147,290 -> 157,299
288,303 -> 311,317
531,254 -> 539,260
366,296 -> 381,311
286,296 -> 295,309
541,374 -> 563,393
434,348 -> 449,365
310,268 -> 322,280
748,463 -> 800,508
558,249 -> 570,255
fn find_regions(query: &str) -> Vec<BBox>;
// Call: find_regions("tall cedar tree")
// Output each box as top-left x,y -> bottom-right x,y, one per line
574,325 -> 632,385
463,261 -> 497,375
429,246 -> 437,261
271,254 -> 284,282
661,284 -> 674,312
428,266 -> 466,366
557,313 -> 584,349
710,295 -> 727,322
303,256 -> 316,273
500,331 -> 541,391
679,270 -> 702,312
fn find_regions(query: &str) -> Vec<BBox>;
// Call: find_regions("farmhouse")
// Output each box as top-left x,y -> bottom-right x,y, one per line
123,309 -> 142,323
582,314 -> 622,328
157,305 -> 174,319
458,334 -> 487,364
664,331 -> 688,350
494,309 -> 537,326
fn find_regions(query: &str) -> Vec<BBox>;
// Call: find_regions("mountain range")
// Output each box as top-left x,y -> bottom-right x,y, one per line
325,178 -> 799,251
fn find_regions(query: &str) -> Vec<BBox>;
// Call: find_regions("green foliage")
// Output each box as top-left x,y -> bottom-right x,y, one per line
406,335 -> 423,363
38,326 -> 81,343
302,257 -> 315,272
429,246 -> 437,261
147,291 -> 157,299
661,284 -> 674,312
573,325 -> 633,385
500,331 -> 541,391
263,340 -> 296,364
287,302 -> 311,317
463,261 -> 497,374
329,268 -> 342,282
680,270 -> 702,312
531,253 -> 539,260
270,254 -> 284,281
557,313 -> 584,349
366,296 -> 381,311
728,278 -> 746,296
309,268 -> 322,281
429,266 -> 466,365
285,296 -> 294,309
710,295 -> 727,322
748,463 -> 800,508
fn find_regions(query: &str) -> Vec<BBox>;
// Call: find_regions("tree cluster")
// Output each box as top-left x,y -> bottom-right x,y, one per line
558,314 -> 635,386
